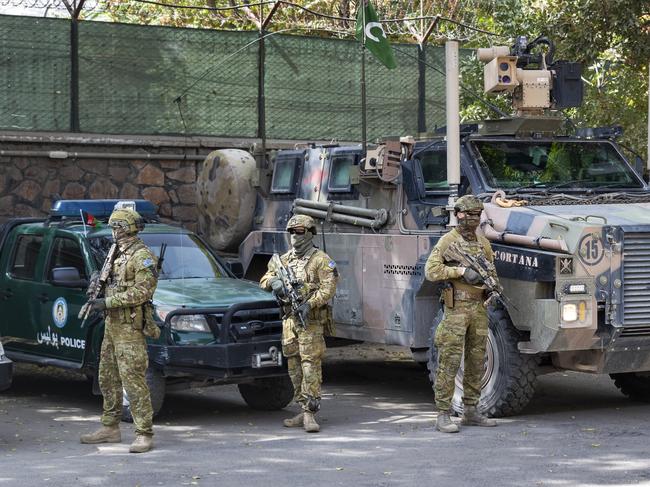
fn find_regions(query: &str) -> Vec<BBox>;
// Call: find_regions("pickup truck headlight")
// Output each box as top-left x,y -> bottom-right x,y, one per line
169,315 -> 210,333
154,305 -> 211,333
0,341 -> 5,360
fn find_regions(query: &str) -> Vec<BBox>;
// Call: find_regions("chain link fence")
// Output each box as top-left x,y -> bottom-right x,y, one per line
0,14 -> 450,141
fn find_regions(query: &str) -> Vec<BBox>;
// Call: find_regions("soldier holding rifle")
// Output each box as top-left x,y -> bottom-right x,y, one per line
425,195 -> 500,433
79,204 -> 159,453
260,215 -> 338,433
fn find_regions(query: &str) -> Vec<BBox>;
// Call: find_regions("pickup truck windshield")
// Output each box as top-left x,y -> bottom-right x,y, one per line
89,233 -> 225,279
473,140 -> 642,190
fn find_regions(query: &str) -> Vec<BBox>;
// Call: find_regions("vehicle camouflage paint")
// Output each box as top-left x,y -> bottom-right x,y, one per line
197,36 -> 650,417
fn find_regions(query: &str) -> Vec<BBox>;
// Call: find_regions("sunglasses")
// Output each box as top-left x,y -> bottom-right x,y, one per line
288,228 -> 306,235
463,211 -> 482,216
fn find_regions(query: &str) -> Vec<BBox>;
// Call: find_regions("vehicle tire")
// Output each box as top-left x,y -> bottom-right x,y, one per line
121,367 -> 166,423
427,306 -> 538,418
610,372 -> 650,402
238,375 -> 294,411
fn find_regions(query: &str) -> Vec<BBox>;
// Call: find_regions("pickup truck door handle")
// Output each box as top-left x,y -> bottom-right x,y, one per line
1,288 -> 13,300
37,293 -> 49,303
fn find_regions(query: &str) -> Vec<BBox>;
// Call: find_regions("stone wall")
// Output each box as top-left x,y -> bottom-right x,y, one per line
0,132 -> 226,232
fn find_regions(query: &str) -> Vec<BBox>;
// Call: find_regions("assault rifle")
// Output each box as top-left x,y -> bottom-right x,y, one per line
270,253 -> 307,328
79,243 -> 117,328
444,241 -> 518,311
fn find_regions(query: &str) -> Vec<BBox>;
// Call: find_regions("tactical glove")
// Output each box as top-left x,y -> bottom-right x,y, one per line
462,268 -> 483,285
297,302 -> 311,322
89,298 -> 107,312
269,277 -> 286,297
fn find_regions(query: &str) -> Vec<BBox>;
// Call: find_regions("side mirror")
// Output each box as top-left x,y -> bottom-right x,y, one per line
51,267 -> 88,288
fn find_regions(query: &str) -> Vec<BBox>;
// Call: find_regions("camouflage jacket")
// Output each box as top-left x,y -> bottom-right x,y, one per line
260,247 -> 338,324
424,228 -> 496,294
105,238 -> 158,340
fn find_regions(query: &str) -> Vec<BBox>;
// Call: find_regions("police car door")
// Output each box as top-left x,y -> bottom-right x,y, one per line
0,227 -> 47,355
35,234 -> 89,362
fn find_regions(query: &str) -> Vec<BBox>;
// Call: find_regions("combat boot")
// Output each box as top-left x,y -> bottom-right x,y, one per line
283,411 -> 304,428
129,434 -> 154,453
303,411 -> 320,433
435,411 -> 459,433
80,425 -> 121,444
461,406 -> 497,427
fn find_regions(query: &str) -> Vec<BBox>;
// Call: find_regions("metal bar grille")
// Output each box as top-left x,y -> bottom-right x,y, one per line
623,233 -> 650,328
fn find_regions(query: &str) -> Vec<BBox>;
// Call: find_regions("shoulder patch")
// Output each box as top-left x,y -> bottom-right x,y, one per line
142,258 -> 154,268
328,260 -> 336,269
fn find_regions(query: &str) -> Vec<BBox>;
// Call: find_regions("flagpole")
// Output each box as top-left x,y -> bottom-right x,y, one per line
360,1 -> 367,154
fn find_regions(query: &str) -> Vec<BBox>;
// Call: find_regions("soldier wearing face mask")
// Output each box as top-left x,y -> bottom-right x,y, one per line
260,215 -> 338,433
424,195 -> 499,433
80,207 -> 158,453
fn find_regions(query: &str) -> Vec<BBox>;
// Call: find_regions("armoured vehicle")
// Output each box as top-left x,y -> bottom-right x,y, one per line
198,36 -> 650,417
0,200 -> 291,419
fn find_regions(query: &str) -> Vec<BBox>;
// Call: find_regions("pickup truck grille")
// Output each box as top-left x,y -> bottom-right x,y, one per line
622,232 -> 650,332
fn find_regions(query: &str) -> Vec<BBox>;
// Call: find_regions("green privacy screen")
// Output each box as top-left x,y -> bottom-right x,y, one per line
0,15 -> 70,131
0,14 -> 449,141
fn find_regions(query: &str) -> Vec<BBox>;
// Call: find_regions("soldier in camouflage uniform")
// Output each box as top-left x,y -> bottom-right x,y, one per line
80,207 -> 159,453
260,215 -> 338,433
425,195 -> 498,433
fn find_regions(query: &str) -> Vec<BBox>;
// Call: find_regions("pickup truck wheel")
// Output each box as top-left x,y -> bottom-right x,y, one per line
610,372 -> 650,401
122,368 -> 166,423
238,375 -> 294,411
427,306 -> 538,418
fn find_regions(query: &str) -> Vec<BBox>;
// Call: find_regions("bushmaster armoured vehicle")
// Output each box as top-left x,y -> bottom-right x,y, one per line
198,36 -> 650,417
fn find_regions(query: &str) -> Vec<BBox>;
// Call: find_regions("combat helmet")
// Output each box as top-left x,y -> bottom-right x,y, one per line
286,214 -> 317,235
108,207 -> 144,235
454,195 -> 484,213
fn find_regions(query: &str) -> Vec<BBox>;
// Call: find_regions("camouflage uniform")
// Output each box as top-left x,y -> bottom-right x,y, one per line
260,215 -> 338,428
425,195 -> 498,430
81,207 -> 158,450
100,235 -> 158,436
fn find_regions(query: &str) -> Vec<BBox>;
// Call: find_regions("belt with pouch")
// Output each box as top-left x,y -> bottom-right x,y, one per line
453,288 -> 485,301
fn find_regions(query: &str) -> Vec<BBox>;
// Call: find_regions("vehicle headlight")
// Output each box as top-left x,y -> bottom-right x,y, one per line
169,315 -> 210,333
562,301 -> 588,322
566,283 -> 587,294
0,341 -> 5,359
562,303 -> 578,322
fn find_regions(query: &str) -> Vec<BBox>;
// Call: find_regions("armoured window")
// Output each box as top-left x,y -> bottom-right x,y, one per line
328,154 -> 356,192
10,234 -> 44,280
474,140 -> 643,189
271,155 -> 301,194
47,238 -> 87,280
418,151 -> 449,190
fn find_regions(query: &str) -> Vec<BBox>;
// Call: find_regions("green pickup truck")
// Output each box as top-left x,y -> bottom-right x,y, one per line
0,200 -> 292,419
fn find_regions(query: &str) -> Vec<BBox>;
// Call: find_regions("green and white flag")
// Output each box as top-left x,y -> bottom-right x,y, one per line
355,0 -> 397,69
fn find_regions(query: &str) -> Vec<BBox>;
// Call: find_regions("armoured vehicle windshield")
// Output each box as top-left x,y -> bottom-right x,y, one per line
472,140 -> 643,190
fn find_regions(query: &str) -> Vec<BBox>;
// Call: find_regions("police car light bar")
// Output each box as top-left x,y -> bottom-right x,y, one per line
50,199 -> 158,219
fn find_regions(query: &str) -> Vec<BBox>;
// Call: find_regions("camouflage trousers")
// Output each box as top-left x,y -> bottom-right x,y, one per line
99,333 -> 153,436
434,300 -> 488,411
282,319 -> 326,412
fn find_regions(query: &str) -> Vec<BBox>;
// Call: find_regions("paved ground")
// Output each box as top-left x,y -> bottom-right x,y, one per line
1,344 -> 649,487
